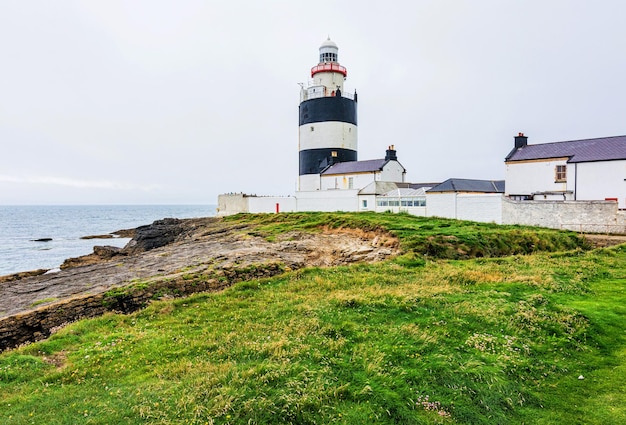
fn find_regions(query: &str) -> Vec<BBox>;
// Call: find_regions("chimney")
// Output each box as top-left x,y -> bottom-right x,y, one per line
385,145 -> 397,161
514,132 -> 528,148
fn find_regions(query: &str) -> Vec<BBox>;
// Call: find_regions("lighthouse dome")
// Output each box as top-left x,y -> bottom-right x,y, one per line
319,37 -> 339,63
320,38 -> 338,49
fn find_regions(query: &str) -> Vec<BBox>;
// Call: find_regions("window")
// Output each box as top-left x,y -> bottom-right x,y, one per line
362,200 -> 368,208
555,165 -> 567,182
348,177 -> 354,189
320,52 -> 337,63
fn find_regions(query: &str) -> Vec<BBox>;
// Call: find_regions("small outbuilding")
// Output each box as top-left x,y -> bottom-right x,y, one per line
426,178 -> 505,223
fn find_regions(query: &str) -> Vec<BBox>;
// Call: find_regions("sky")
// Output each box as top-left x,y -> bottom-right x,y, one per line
1,1 -> 625,205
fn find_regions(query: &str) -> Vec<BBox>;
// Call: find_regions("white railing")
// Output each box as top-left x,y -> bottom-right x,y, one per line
300,85 -> 355,102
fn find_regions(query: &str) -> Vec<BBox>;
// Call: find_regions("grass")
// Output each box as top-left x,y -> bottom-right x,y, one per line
1,212 -> 624,424
225,211 -> 589,258
28,297 -> 58,308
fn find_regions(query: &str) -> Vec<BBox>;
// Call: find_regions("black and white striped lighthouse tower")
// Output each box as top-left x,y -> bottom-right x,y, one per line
298,38 -> 357,191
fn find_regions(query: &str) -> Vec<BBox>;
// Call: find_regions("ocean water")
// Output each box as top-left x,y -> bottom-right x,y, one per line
0,205 -> 216,276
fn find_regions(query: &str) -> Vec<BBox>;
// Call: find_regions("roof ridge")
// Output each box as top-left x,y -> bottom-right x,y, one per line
535,134 -> 626,145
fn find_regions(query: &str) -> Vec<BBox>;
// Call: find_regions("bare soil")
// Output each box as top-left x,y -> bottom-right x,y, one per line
582,233 -> 626,248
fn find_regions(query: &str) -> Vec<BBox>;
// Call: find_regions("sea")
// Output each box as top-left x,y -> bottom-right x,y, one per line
0,205 -> 216,276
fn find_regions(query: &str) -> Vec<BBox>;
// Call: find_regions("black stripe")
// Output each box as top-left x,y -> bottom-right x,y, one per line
299,148 -> 357,175
299,97 -> 357,126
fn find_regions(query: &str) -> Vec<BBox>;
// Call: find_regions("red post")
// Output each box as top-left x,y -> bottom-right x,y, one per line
276,203 -> 280,213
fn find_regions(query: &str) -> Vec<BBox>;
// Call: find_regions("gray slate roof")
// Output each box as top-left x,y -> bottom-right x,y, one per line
358,181 -> 400,195
322,158 -> 404,175
506,135 -> 626,163
427,178 -> 505,193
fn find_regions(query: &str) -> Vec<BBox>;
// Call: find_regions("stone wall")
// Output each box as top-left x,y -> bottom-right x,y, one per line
502,198 -> 626,233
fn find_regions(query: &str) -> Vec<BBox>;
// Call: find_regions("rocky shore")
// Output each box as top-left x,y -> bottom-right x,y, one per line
0,217 -> 398,351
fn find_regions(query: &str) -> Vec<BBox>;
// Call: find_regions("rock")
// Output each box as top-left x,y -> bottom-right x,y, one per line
0,269 -> 49,284
93,245 -> 126,259
112,228 -> 136,238
60,245 -> 126,269
80,234 -> 114,240
31,238 -> 52,242
123,218 -> 187,254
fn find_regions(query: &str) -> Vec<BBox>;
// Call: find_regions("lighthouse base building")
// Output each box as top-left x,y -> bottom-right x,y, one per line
217,39 -> 505,221
218,39 -> 419,216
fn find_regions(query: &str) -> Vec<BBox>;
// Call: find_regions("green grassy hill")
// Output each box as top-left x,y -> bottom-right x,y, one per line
1,212 -> 625,424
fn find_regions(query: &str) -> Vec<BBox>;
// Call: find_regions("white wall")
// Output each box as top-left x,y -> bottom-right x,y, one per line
575,160 -> 626,208
426,193 -> 503,223
380,161 -> 405,182
426,193 -> 457,219
358,195 -> 376,212
217,193 -> 249,216
295,189 -> 360,211
456,194 -> 503,223
217,194 -> 297,216
320,172 -> 376,190
248,197 -> 297,214
299,174 -> 321,192
505,158 -> 569,196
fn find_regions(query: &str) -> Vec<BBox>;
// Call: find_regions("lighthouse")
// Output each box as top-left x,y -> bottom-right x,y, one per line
298,38 -> 358,191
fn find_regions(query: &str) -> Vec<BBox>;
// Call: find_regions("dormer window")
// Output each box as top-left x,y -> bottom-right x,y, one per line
555,165 -> 567,182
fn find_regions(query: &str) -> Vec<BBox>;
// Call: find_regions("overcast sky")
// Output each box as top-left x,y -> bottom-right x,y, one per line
1,1 -> 625,205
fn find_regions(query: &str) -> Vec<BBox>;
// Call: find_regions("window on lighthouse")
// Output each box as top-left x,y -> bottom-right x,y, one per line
320,52 -> 337,63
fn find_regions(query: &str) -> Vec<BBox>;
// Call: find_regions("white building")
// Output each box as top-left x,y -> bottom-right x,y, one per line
217,39 -> 506,223
426,178 -> 505,223
505,133 -> 626,208
218,39 -> 412,216
319,147 -> 405,191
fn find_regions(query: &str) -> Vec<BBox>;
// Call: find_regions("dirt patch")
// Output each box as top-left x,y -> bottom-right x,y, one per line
582,234 -> 626,248
41,350 -> 67,369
